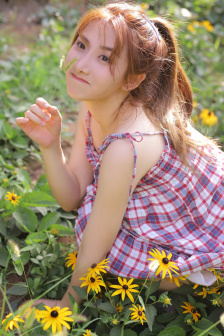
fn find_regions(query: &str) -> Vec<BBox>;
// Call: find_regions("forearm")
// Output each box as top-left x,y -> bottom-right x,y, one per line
40,142 -> 82,211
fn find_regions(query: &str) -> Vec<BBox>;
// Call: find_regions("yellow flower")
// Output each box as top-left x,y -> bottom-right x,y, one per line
129,304 -> 147,325
65,251 -> 78,270
141,3 -> 148,10
51,228 -> 59,235
197,286 -> 221,298
169,275 -> 188,287
193,283 -> 199,289
202,20 -> 214,32
163,297 -> 171,305
86,258 -> 110,278
1,313 -> 24,332
147,249 -> 179,279
82,330 -> 96,336
5,89 -> 10,95
181,302 -> 201,322
208,268 -> 224,284
110,277 -> 139,303
5,190 -> 21,206
40,306 -> 74,335
112,318 -> 118,325
13,170 -> 18,175
199,109 -> 218,127
193,101 -> 197,108
35,309 -> 42,322
116,303 -> 123,313
2,178 -> 8,183
188,23 -> 196,33
80,274 -> 106,294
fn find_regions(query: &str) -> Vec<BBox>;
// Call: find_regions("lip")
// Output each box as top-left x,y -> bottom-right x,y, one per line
71,73 -> 89,84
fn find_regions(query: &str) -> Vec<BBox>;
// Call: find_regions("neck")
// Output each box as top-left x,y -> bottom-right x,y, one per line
83,93 -> 131,137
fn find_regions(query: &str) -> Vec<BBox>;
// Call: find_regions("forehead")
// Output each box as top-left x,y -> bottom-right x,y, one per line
80,20 -> 117,47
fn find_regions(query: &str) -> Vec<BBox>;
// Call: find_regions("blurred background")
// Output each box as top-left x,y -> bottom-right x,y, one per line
0,0 -> 224,182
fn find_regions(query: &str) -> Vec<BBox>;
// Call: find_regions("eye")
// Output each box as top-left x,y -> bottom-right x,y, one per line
76,41 -> 85,49
99,55 -> 110,63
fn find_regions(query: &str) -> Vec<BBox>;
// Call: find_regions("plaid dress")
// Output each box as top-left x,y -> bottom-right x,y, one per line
75,111 -> 224,281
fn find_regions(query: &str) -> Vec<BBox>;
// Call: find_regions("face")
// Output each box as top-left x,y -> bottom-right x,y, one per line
65,20 -> 129,103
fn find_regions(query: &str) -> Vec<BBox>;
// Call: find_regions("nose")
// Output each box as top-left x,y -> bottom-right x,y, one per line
75,53 -> 91,75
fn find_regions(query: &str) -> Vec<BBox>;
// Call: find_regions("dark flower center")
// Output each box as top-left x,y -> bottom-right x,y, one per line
91,263 -> 97,269
90,277 -> 95,283
12,196 -> 16,200
123,285 -> 128,290
191,309 -> 197,314
138,311 -> 143,316
208,111 -> 211,116
162,257 -> 169,264
50,310 -> 58,318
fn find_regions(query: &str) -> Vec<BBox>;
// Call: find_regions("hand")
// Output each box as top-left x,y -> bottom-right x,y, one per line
16,97 -> 62,149
32,298 -> 63,309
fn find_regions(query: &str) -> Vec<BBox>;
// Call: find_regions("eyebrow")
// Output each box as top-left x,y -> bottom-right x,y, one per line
80,33 -> 113,52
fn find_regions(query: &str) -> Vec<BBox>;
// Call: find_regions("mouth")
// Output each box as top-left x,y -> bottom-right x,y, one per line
71,73 -> 89,84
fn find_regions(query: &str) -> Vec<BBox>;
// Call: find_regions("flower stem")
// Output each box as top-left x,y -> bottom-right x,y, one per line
197,320 -> 220,335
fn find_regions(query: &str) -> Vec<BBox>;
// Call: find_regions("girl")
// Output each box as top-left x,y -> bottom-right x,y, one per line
16,1 -> 224,308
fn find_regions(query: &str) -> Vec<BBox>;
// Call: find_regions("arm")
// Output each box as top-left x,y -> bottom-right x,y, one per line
61,138 -> 135,306
16,99 -> 93,211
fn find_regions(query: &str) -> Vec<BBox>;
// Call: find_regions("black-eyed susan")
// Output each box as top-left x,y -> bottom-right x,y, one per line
129,304 -> 147,325
40,305 -> 74,334
86,258 -> 110,278
208,268 -> 224,284
147,249 -> 179,279
116,303 -> 123,313
110,277 -> 139,303
199,109 -> 218,127
202,20 -> 214,32
5,190 -> 21,206
181,302 -> 201,322
1,313 -> 24,332
80,274 -> 106,294
197,286 -> 221,298
169,274 -> 188,287
65,251 -> 78,270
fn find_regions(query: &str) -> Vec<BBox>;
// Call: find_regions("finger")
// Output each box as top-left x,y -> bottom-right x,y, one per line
36,97 -> 49,110
30,104 -> 51,122
15,117 -> 29,125
25,110 -> 46,126
47,105 -> 62,123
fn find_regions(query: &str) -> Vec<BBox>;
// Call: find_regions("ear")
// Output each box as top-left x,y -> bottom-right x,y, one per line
122,73 -> 146,91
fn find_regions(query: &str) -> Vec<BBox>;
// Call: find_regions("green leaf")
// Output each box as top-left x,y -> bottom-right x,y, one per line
20,251 -> 30,265
0,247 -> 9,267
145,280 -> 161,299
7,282 -> 28,295
145,305 -> 157,331
3,120 -> 17,139
173,285 -> 193,295
13,260 -> 24,276
72,286 -> 87,300
25,232 -> 48,244
194,318 -> 223,336
13,207 -> 37,233
187,294 -> 196,307
98,302 -> 116,313
49,224 -> 75,236
23,191 -> 58,207
9,135 -> 28,149
39,212 -> 60,231
17,169 -> 31,190
0,217 -> 6,236
157,326 -> 186,336
110,326 -> 122,336
124,330 -> 138,336
156,312 -> 176,324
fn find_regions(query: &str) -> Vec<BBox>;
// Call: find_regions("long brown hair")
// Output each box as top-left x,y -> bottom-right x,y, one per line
71,1 -> 219,166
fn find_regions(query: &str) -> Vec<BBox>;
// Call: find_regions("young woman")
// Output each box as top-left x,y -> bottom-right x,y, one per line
16,1 -> 224,308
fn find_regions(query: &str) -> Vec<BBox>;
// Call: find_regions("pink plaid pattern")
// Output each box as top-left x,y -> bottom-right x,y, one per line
75,111 -> 224,279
